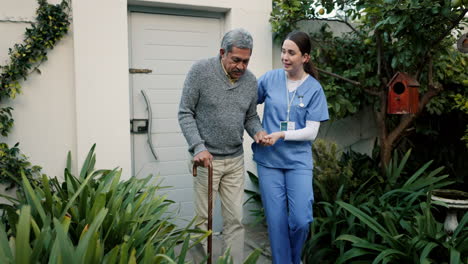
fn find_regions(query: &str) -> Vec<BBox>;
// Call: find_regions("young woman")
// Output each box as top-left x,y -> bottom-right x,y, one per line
252,31 -> 329,264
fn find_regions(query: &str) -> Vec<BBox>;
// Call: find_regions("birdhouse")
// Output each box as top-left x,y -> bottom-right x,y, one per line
387,72 -> 419,114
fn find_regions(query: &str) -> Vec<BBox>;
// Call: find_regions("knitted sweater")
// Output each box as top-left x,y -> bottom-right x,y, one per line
178,56 -> 263,158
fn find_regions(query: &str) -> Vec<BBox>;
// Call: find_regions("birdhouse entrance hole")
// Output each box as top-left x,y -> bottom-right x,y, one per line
393,82 -> 405,94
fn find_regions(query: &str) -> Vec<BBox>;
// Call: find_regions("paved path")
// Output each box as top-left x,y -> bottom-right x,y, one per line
184,224 -> 272,263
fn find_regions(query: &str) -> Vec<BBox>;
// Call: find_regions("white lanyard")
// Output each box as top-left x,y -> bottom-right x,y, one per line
286,86 -> 297,122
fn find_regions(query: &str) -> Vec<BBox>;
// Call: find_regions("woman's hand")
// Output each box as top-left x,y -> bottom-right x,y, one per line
261,132 -> 285,146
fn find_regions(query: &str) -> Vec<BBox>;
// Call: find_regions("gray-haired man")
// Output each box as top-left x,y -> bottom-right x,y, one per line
178,28 -> 266,263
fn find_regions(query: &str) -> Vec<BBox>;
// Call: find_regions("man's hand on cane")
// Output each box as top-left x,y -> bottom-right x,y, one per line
193,150 -> 213,168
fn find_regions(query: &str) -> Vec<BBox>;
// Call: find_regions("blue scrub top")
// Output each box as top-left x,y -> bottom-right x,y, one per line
252,69 -> 329,169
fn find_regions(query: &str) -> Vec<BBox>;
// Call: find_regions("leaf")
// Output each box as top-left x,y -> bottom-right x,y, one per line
402,160 -> 432,188
450,248 -> 461,264
246,171 -> 259,186
372,249 -> 406,264
336,248 -> 373,264
0,224 -> 13,263
102,245 -> 119,264
29,221 -> 51,263
337,201 -> 389,237
52,217 -> 75,262
128,248 -> 137,264
21,172 -> 47,224
42,174 -> 53,215
15,206 -> 32,263
75,208 -> 108,262
66,151 -> 72,171
153,254 -> 176,264
243,248 -> 262,264
390,149 -> 411,184
79,144 -> 96,179
59,168 -> 105,220
419,242 -> 438,263
176,236 -> 190,264
336,234 -> 386,251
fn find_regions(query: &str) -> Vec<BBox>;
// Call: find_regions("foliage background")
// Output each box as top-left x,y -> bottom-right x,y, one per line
271,0 -> 467,179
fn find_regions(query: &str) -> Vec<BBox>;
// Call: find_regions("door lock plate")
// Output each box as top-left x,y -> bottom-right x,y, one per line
130,119 -> 148,133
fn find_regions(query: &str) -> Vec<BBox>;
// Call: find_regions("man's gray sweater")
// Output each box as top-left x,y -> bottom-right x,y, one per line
178,56 -> 263,158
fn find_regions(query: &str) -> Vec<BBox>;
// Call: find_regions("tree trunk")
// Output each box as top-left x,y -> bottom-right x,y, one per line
380,140 -> 392,167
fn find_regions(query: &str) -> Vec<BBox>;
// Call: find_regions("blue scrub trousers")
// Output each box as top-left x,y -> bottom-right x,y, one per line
257,165 -> 314,264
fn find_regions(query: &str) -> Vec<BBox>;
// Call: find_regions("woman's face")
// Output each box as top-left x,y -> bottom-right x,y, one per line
281,39 -> 308,75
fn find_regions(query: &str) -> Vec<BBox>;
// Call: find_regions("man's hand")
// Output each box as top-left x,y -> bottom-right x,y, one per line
254,131 -> 268,145
193,150 -> 213,168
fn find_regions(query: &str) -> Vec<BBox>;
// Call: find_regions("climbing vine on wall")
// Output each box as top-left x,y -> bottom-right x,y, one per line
0,0 -> 71,187
0,0 -> 71,135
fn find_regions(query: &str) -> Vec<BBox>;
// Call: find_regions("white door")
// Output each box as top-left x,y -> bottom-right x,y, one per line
128,11 -> 222,226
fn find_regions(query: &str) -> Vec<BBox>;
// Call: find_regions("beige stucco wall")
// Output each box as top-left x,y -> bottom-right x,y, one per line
1,0 -> 272,181
72,0 -> 133,179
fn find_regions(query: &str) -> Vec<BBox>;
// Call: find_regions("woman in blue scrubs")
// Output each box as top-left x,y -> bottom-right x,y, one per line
253,31 -> 329,264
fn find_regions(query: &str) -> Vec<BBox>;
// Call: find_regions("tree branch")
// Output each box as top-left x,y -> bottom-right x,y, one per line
416,9 -> 468,79
430,9 -> 467,49
375,88 -> 388,165
316,68 -> 361,86
316,67 -> 383,96
309,18 -> 363,37
376,30 -> 382,77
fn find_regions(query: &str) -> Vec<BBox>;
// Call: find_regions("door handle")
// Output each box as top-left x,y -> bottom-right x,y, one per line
139,90 -> 158,161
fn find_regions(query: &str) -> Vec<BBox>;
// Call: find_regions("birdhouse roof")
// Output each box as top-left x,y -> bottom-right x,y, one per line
387,72 -> 420,87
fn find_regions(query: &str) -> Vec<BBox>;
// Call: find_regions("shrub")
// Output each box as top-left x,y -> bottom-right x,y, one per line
0,142 -> 41,190
0,145 -> 205,263
303,149 -> 468,263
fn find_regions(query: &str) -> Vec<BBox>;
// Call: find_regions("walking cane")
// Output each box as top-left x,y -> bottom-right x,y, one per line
193,162 -> 213,264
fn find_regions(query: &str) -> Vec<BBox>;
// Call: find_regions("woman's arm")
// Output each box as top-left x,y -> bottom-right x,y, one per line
284,120 -> 320,141
263,121 -> 320,145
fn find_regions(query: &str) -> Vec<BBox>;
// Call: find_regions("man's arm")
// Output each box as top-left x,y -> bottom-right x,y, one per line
244,87 -> 265,143
178,63 -> 207,156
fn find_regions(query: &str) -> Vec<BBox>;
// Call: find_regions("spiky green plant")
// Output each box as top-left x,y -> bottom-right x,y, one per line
0,145 -> 207,263
303,150 -> 466,263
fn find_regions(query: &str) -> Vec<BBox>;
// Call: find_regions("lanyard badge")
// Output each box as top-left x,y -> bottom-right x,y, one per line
280,121 -> 295,131
280,86 -> 298,131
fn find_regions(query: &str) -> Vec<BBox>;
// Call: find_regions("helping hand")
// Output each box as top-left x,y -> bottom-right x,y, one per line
261,132 -> 285,146
254,131 -> 268,145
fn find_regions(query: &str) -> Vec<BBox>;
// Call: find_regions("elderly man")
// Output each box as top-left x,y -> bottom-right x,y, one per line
178,28 -> 266,263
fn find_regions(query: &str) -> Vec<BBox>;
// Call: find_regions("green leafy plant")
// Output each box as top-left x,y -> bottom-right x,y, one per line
312,139 -> 354,203
303,149 -> 464,263
335,202 -> 468,263
0,145 -> 206,263
0,142 -> 41,190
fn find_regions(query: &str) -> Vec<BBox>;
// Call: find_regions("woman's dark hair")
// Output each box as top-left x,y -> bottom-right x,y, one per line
284,31 -> 319,79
